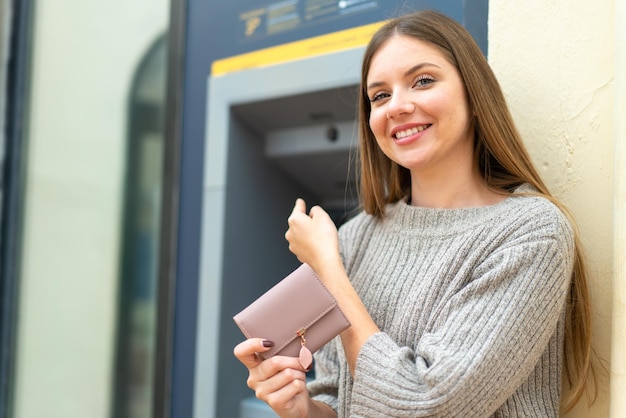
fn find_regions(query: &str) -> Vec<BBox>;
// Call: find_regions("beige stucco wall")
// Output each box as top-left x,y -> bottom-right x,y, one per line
610,0 -> 626,415
489,0 -> 622,417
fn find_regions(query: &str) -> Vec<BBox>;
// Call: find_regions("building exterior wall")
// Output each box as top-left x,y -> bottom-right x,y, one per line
12,2 -> 167,417
489,0 -> 622,416
610,0 -> 626,415
0,0 -> 9,172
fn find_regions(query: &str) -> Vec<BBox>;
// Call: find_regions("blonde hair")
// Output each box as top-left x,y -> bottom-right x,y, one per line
357,10 -> 595,412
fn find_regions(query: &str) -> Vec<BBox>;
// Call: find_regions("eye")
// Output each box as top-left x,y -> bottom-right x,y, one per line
369,91 -> 390,103
414,74 -> 435,88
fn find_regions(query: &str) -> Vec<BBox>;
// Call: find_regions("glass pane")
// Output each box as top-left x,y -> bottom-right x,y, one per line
11,2 -> 170,418
114,35 -> 167,418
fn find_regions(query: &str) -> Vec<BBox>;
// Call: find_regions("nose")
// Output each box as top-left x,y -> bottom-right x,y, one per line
386,90 -> 415,119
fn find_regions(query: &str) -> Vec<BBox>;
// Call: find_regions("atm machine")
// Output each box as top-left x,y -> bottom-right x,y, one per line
188,2 -> 487,417
199,45 -> 364,418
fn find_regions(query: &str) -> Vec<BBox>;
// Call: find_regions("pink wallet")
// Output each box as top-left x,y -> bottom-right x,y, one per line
233,263 -> 351,369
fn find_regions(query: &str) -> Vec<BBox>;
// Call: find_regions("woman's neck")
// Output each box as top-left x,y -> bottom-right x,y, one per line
409,170 -> 505,209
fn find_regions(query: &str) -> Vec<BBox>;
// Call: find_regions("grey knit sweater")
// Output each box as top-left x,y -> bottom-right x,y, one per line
308,186 -> 574,417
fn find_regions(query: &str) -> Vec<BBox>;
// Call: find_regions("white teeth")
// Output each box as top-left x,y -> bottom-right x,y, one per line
395,125 -> 429,139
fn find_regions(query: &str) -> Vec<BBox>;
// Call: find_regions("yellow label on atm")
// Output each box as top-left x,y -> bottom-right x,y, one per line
211,21 -> 385,76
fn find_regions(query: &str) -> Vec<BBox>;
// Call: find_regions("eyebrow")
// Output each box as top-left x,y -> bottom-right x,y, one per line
366,62 -> 441,91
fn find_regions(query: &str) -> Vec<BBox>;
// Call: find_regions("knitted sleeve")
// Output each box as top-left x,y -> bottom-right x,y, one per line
349,209 -> 575,417
306,218 -> 361,411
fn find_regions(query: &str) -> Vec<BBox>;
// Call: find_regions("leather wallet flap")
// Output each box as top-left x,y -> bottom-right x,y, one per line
233,264 -> 340,357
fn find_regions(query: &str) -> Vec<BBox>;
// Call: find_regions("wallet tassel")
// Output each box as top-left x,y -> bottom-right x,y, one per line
297,327 -> 313,369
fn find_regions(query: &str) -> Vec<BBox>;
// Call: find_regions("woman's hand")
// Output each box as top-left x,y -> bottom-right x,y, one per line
285,198 -> 341,272
233,338 -> 313,418
285,199 -> 380,377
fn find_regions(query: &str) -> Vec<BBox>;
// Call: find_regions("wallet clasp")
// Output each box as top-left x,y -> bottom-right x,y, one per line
296,327 -> 307,346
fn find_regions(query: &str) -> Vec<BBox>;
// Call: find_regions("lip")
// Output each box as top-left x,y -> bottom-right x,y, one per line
390,123 -> 431,145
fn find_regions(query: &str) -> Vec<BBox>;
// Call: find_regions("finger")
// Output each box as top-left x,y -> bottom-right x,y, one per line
308,205 -> 329,219
291,198 -> 306,216
256,355 -> 308,377
287,199 -> 308,231
260,370 -> 308,410
254,365 -> 307,398
233,338 -> 275,369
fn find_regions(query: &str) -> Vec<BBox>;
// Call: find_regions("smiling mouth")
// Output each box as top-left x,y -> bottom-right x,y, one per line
393,125 -> 431,139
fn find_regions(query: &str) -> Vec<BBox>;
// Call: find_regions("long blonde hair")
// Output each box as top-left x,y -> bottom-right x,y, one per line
357,10 -> 595,412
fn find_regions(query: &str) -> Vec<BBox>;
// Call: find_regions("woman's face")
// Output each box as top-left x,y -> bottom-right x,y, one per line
366,35 -> 473,178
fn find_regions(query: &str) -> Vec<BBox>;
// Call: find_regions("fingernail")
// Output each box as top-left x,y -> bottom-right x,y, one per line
262,340 -> 275,348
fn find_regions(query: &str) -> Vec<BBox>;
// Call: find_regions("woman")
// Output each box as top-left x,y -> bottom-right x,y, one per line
234,10 -> 594,417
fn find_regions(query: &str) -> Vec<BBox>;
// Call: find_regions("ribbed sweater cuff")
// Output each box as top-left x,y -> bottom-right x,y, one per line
352,332 -> 430,411
310,394 -> 338,413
